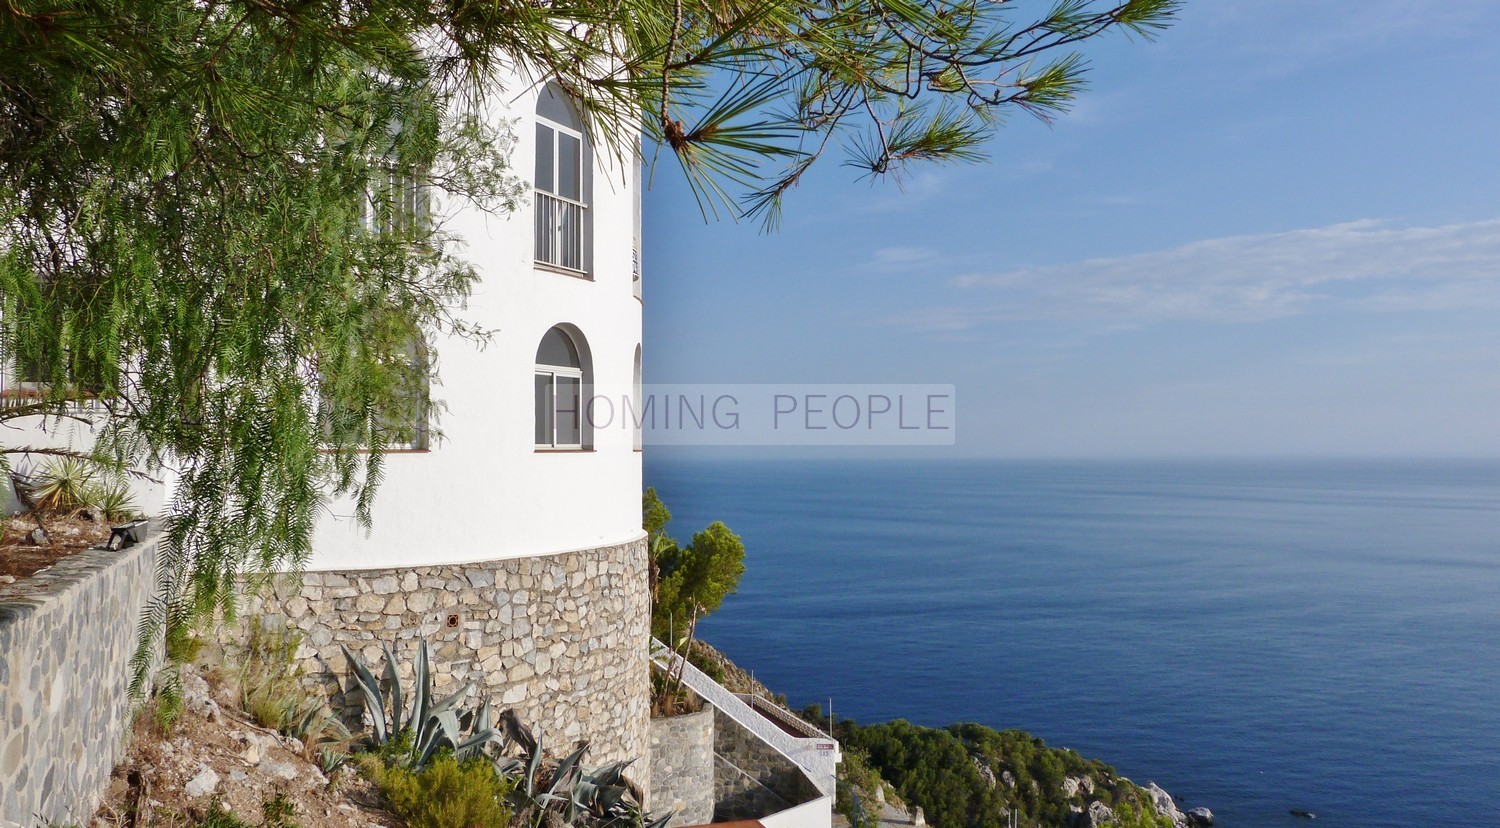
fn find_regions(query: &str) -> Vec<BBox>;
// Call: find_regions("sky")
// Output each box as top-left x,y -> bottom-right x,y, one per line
640,0 -> 1500,458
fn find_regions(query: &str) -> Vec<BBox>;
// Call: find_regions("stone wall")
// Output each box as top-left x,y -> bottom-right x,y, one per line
242,538 -> 651,796
0,535 -> 161,828
649,708 -> 715,826
712,706 -> 817,821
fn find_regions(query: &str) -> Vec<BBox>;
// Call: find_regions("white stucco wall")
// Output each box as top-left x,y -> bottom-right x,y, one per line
0,411 -> 171,519
307,75 -> 644,570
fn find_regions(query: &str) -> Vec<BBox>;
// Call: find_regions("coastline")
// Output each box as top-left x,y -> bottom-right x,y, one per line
687,641 -> 1211,828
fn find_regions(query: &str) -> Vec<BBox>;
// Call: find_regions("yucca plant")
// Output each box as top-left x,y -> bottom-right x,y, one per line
504,737 -> 668,828
31,456 -> 95,514
342,638 -> 502,770
85,478 -> 139,521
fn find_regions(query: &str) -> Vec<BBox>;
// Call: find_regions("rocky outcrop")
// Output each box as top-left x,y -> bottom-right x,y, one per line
1186,806 -> 1214,826
1146,782 -> 1189,828
973,757 -> 997,788
1062,775 -> 1096,798
1066,800 -> 1115,828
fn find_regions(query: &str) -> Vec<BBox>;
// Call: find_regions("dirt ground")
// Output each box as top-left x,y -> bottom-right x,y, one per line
92,664 -> 399,828
0,513 -> 111,580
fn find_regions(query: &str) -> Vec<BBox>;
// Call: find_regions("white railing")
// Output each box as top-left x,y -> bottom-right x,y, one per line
535,191 -> 586,272
650,641 -> 840,797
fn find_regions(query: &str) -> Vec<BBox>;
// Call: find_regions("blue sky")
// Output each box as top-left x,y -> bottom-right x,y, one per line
641,0 -> 1500,457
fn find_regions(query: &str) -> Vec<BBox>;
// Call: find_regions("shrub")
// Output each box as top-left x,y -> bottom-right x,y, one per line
195,800 -> 252,828
238,620 -> 347,748
165,619 -> 205,664
261,791 -> 301,828
378,754 -> 513,828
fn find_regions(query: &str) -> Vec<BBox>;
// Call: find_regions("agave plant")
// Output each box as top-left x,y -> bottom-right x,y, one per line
346,635 -> 671,828
504,730 -> 671,828
342,638 -> 502,769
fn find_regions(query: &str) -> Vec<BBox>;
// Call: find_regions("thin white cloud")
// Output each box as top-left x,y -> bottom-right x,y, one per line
887,218 -> 1500,330
871,246 -> 938,266
1193,0 -> 1492,79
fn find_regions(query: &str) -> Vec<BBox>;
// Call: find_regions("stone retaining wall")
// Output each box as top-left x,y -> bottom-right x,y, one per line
0,535 -> 161,828
712,706 -> 815,821
241,538 -> 652,796
649,708 -> 715,826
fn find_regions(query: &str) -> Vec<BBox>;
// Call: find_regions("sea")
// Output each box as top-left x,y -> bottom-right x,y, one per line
643,457 -> 1500,828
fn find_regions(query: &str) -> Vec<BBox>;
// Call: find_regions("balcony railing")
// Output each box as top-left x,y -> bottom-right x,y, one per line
535,191 -> 586,273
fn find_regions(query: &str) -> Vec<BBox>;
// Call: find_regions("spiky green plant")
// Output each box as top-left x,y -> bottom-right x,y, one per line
31,456 -> 94,514
240,622 -> 349,748
342,638 -> 501,769
345,636 -> 668,828
84,478 -> 139,521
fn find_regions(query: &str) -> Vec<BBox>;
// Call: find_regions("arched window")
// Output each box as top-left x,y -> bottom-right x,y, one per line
535,84 -> 592,274
632,345 -> 643,451
535,326 -> 591,448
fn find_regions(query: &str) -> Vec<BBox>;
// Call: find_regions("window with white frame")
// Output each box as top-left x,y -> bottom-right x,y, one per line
0,346 -> 102,410
366,162 -> 426,237
535,85 -> 591,273
535,326 -> 588,448
381,335 -> 430,451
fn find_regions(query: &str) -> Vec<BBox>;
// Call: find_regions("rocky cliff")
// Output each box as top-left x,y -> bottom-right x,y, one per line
692,642 -> 1211,828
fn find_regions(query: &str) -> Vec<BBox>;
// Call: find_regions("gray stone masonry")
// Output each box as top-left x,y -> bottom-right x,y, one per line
239,538 -> 652,798
649,708 -> 715,826
712,706 -> 821,821
0,535 -> 161,828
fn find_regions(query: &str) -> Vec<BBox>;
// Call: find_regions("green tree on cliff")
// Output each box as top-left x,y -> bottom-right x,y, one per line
642,488 -> 745,644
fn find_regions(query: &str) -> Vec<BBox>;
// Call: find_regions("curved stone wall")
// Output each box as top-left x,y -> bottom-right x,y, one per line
0,536 -> 161,828
243,537 -> 651,795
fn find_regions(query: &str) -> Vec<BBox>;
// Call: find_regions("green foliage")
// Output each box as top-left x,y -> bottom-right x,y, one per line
261,792 -> 302,828
239,621 -> 348,747
377,754 -> 514,828
348,635 -> 663,828
31,457 -> 94,514
188,793 -> 299,828
342,638 -> 499,769
319,747 -> 350,776
836,748 -> 888,828
150,672 -> 184,734
164,619 -> 205,664
83,477 -> 140,521
837,718 -> 1173,828
644,490 -> 745,644
195,801 -> 252,828
643,488 -> 672,539
653,521 -> 745,640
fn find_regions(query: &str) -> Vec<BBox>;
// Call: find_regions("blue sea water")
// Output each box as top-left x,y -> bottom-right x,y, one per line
643,458 -> 1500,828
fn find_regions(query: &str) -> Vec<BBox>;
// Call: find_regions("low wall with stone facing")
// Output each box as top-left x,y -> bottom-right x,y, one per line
649,708 -> 715,826
0,535 -> 161,828
241,537 -> 652,797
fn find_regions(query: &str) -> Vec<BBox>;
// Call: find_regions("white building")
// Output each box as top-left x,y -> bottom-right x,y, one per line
247,73 -> 658,790
2,69 -> 836,828
310,80 -> 644,572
